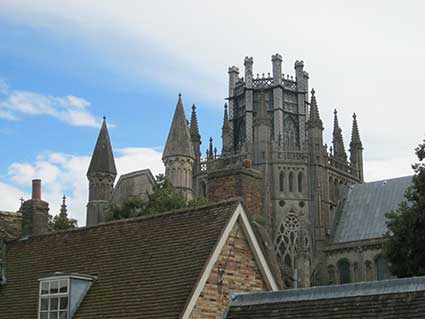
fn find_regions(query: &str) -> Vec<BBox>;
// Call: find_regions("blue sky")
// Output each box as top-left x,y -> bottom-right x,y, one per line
0,0 -> 424,225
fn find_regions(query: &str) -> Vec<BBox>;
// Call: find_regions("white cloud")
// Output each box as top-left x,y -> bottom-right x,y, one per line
0,1 -> 423,190
2,147 -> 164,226
0,81 -> 99,127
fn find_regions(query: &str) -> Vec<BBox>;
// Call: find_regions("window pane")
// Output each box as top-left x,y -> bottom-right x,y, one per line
50,297 -> 59,311
41,282 -> 49,295
59,280 -> 68,293
59,311 -> 68,319
50,312 -> 59,319
50,281 -> 59,294
59,297 -> 68,310
40,298 -> 49,311
40,312 -> 48,319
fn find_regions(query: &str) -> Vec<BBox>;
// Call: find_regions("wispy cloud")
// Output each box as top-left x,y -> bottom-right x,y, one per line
0,80 -> 99,127
2,147 -> 164,225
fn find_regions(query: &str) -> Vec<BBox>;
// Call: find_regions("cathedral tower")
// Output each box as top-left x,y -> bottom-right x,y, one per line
86,117 -> 117,226
163,94 -> 195,199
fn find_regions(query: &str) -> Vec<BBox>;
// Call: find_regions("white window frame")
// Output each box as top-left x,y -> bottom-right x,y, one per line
38,276 -> 71,319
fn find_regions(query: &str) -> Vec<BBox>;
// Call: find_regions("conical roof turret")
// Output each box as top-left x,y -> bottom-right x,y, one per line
163,94 -> 195,160
307,89 -> 323,129
87,117 -> 117,177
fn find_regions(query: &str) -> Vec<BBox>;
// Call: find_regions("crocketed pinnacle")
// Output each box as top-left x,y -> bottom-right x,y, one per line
307,88 -> 323,129
163,94 -> 195,160
87,117 -> 117,177
350,113 -> 363,148
222,103 -> 231,131
332,109 -> 347,160
60,195 -> 68,217
208,137 -> 214,159
190,104 -> 201,141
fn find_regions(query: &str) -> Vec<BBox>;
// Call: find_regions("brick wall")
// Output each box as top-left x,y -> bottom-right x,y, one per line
207,167 -> 264,218
190,221 -> 268,319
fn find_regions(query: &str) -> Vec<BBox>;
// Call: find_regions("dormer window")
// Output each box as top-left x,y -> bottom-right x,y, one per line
39,278 -> 69,319
38,273 -> 96,319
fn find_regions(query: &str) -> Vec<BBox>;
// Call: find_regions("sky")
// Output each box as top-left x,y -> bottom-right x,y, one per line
0,0 -> 423,226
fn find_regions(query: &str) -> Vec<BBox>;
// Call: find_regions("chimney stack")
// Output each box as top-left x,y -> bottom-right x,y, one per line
21,179 -> 49,237
32,179 -> 41,200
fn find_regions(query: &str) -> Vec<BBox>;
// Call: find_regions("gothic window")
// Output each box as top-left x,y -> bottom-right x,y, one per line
353,262 -> 360,282
334,179 -> 339,201
375,255 -> 391,281
289,172 -> 294,193
297,172 -> 303,193
275,214 -> 300,270
328,265 -> 336,285
282,117 -> 299,146
279,172 -> 285,192
365,260 -> 374,281
337,258 -> 351,284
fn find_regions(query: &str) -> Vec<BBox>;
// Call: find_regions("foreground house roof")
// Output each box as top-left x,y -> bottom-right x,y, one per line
0,200 -> 278,319
225,276 -> 425,318
333,175 -> 412,243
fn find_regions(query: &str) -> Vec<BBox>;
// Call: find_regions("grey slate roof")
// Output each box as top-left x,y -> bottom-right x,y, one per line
225,276 -> 425,319
333,175 -> 412,243
87,118 -> 117,176
162,95 -> 195,160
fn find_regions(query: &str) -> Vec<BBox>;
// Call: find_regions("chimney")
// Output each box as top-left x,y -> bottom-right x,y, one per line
21,179 -> 49,236
32,179 -> 41,200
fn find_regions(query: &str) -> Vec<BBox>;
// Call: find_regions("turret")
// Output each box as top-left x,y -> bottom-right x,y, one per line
244,57 -> 254,146
163,94 -> 195,199
222,103 -> 233,156
86,117 -> 117,226
272,54 -> 284,141
349,113 -> 364,182
332,110 -> 347,161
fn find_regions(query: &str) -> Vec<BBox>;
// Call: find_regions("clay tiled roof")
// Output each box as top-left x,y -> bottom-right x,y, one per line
225,277 -> 425,318
0,211 -> 21,241
0,200 -> 239,319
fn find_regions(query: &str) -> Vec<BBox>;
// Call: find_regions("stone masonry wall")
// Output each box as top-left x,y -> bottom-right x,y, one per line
189,221 -> 268,319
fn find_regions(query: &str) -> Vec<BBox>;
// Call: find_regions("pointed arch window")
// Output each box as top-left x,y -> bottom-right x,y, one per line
288,172 -> 294,193
297,172 -> 303,193
375,255 -> 391,281
337,258 -> 351,284
279,172 -> 285,192
275,214 -> 299,271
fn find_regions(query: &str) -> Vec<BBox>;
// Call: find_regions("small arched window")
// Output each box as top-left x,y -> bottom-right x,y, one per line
328,265 -> 336,285
365,261 -> 373,281
279,172 -> 284,192
337,259 -> 351,284
289,172 -> 294,193
375,255 -> 391,281
298,172 -> 303,193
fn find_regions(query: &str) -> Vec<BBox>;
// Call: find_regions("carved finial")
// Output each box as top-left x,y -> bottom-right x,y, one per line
178,93 -> 182,97
334,109 -> 337,115
214,147 -> 217,158
353,112 -> 357,120
267,72 -> 270,77
60,195 -> 68,217
262,73 -> 265,78
311,88 -> 315,96
192,104 -> 196,111
102,116 -> 106,121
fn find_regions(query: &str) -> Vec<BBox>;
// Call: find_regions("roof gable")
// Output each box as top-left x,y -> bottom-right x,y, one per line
0,201 -> 239,319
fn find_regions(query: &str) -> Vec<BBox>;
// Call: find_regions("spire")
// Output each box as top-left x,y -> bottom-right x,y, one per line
307,89 -> 323,129
163,94 -> 195,160
190,104 -> 201,141
222,103 -> 231,130
87,117 -> 117,177
332,109 -> 347,160
208,137 -> 214,160
350,113 -> 363,148
60,195 -> 68,218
